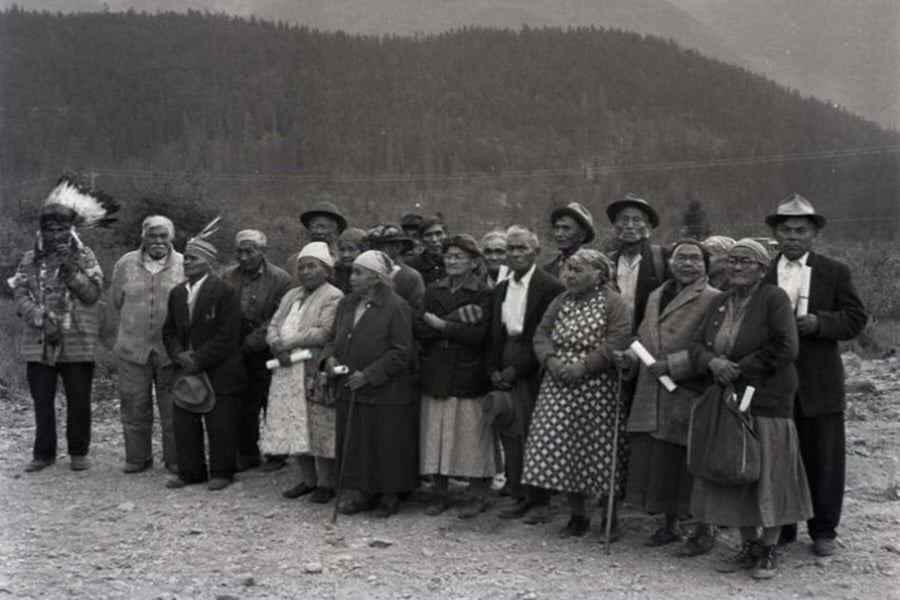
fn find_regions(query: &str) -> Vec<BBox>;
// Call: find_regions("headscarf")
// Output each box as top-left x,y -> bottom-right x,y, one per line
730,238 -> 770,266
141,215 -> 175,239
353,250 -> 399,278
566,248 -> 613,282
235,229 -> 267,248
297,241 -> 334,268
703,235 -> 736,255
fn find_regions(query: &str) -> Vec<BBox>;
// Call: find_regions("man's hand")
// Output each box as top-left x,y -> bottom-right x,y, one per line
491,368 -> 514,391
177,351 -> 198,373
797,314 -> 819,336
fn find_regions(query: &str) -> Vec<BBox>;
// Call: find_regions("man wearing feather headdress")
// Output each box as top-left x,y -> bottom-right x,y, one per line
111,215 -> 184,474
12,178 -> 113,473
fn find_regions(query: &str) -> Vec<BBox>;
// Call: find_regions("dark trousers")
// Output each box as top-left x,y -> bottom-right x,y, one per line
795,411 -> 846,540
237,352 -> 272,459
174,392 -> 239,482
27,362 -> 94,460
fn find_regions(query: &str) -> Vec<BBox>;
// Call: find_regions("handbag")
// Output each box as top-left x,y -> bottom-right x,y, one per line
686,383 -> 761,485
309,369 -> 338,407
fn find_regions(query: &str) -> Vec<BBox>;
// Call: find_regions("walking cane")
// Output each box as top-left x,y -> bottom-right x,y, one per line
604,370 -> 624,555
332,382 -> 355,524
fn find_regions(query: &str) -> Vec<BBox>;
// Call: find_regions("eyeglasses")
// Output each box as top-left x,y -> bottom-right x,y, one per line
726,257 -> 760,267
671,255 -> 704,264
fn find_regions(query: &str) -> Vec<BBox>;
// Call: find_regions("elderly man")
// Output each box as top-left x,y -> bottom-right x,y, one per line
163,234 -> 246,491
223,230 -> 292,472
407,217 -> 448,285
301,200 -> 347,247
607,194 -> 669,332
542,202 -> 595,278
488,225 -> 564,521
481,230 -> 509,288
366,224 -> 426,314
14,203 -> 104,472
111,215 -> 184,474
763,194 -> 868,557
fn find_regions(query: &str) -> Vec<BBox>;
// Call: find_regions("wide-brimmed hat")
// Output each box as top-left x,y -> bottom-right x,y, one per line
606,193 -> 660,228
366,224 -> 415,252
550,202 -> 595,244
764,194 -> 827,228
172,372 -> 217,414
482,389 -> 521,437
300,201 -> 348,233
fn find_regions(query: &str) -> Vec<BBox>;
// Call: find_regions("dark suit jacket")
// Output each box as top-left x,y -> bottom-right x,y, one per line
163,275 -> 247,395
610,241 -> 670,333
222,259 -> 293,354
489,266 -> 564,400
765,251 -> 868,416
690,283 -> 799,418
323,284 -> 415,406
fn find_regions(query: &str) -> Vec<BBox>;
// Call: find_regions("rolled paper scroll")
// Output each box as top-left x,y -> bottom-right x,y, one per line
265,348 -> 312,370
796,265 -> 812,316
629,340 -> 677,392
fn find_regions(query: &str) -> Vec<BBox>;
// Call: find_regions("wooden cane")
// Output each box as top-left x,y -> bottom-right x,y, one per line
604,372 -> 624,555
331,388 -> 357,524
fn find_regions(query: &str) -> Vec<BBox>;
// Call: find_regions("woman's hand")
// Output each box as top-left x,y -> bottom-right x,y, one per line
423,312 -> 446,331
708,357 -> 740,385
612,351 -> 634,372
546,357 -> 565,380
277,350 -> 293,367
560,361 -> 588,383
346,370 -> 368,391
647,360 -> 669,379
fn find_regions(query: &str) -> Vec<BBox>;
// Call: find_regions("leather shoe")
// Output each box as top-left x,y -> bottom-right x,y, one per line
498,499 -> 531,519
778,523 -> 798,546
282,482 -> 316,499
165,462 -> 179,475
372,501 -> 399,519
338,495 -> 379,515
308,487 -> 335,504
523,503 -> 551,525
69,455 -> 90,471
457,498 -> 488,519
236,454 -> 262,472
123,458 -> 153,474
25,458 -> 55,473
165,477 -> 190,489
564,515 -> 591,537
813,538 -> 837,557
207,478 -> 232,491
425,498 -> 452,516
679,526 -> 716,557
644,526 -> 683,547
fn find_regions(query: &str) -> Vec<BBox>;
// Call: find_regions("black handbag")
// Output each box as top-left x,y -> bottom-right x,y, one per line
687,383 -> 761,485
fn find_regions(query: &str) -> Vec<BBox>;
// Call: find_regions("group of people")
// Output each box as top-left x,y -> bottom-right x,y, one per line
14,188 -> 867,579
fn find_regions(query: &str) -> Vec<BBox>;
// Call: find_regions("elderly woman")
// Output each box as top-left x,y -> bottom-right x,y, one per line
263,242 -> 344,503
521,249 -> 631,537
323,250 -> 418,518
334,228 -> 368,294
480,230 -> 508,288
416,234 -> 498,518
703,235 -> 736,291
616,240 -> 721,553
689,238 -> 812,579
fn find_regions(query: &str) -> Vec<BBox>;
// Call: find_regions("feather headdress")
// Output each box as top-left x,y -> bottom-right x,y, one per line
43,175 -> 119,228
185,216 -> 222,262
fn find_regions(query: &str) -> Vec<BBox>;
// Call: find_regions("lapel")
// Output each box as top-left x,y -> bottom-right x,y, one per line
190,276 -> 216,329
728,284 -> 764,358
805,251 -> 821,306
523,268 -> 545,327
659,277 -> 705,321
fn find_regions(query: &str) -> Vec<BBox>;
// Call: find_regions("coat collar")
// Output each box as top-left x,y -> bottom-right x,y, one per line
434,271 -> 482,292
658,276 -> 708,320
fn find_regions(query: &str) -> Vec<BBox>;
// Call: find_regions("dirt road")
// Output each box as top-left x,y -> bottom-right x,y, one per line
1,355 -> 898,599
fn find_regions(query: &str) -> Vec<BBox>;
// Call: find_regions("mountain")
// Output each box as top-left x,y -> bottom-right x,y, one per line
668,0 -> 900,129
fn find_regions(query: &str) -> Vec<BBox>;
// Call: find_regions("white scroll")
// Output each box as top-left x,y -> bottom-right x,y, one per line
265,348 -> 312,370
796,266 -> 812,317
739,386 -> 755,413
629,340 -> 677,392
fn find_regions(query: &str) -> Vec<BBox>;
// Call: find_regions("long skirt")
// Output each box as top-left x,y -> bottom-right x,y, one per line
625,434 -> 692,517
260,363 -> 309,455
336,397 -> 418,494
420,395 -> 500,478
690,415 -> 813,528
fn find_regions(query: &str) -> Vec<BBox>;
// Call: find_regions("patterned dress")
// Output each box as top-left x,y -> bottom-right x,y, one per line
522,290 -> 628,496
260,300 -> 310,455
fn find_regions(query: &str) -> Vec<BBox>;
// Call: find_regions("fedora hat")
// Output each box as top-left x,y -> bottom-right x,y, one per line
172,372 -> 217,414
482,389 -> 521,437
606,193 -> 660,228
765,194 -> 827,228
366,223 -> 415,253
301,201 -> 348,233
550,202 -> 596,244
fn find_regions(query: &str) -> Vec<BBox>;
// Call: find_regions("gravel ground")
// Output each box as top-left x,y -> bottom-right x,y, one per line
1,355 -> 899,600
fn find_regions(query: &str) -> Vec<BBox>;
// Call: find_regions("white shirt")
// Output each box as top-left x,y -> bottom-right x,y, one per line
501,264 -> 536,336
616,253 -> 642,315
185,274 -> 209,319
776,253 -> 809,312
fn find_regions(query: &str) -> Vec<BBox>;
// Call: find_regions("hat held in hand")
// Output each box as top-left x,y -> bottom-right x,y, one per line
172,372 -> 217,413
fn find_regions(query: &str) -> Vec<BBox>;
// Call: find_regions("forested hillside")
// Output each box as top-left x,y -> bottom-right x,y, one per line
0,8 -> 896,243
